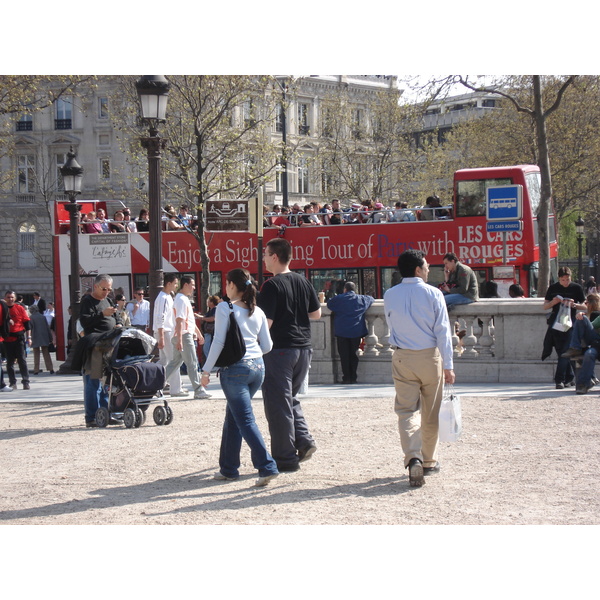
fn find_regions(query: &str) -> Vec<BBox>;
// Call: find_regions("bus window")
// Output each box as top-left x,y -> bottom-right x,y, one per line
455,178 -> 511,217
525,171 -> 541,216
308,268 -> 375,300
381,267 -> 402,295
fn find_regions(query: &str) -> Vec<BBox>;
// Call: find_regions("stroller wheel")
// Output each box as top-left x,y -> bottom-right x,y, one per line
153,405 -> 167,426
95,407 -> 110,428
165,405 -> 174,425
134,408 -> 145,428
123,408 -> 136,429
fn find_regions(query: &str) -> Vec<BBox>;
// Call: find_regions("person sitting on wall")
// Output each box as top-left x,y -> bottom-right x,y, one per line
439,252 -> 479,309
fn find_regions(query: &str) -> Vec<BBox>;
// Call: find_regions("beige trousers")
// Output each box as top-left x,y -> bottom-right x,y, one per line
391,347 -> 444,468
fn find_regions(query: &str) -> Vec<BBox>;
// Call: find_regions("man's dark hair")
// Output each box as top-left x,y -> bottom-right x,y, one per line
180,275 -> 194,287
443,252 -> 458,263
163,273 -> 179,285
397,250 -> 426,278
266,238 -> 292,264
344,281 -> 356,292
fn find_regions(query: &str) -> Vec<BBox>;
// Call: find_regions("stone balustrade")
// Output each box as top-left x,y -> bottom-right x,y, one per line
309,298 -> 555,384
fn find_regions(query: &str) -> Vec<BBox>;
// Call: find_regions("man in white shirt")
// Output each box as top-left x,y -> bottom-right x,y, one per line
153,273 -> 186,397
384,249 -> 455,488
164,276 -> 211,400
126,288 -> 150,331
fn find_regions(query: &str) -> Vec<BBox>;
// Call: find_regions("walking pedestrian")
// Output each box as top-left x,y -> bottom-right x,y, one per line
257,238 -> 321,472
201,268 -> 279,487
29,305 -> 54,374
153,273 -> 187,397
384,249 -> 455,487
164,276 -> 211,399
3,290 -> 32,390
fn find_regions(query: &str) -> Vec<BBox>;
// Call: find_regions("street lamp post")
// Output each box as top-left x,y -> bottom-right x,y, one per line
57,147 -> 83,374
576,215 -> 585,282
274,76 -> 289,208
136,76 -> 170,331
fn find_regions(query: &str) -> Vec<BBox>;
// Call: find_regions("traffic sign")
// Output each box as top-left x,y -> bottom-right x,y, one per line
486,185 -> 522,221
486,221 -> 523,232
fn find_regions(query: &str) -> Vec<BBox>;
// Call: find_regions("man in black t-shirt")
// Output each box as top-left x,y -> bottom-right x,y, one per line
543,266 -> 586,389
258,238 -> 321,472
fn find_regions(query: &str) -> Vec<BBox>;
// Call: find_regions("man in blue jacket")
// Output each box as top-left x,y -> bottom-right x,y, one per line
327,282 -> 374,384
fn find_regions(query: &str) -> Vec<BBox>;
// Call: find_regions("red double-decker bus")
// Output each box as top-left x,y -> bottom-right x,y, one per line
52,164 -> 557,359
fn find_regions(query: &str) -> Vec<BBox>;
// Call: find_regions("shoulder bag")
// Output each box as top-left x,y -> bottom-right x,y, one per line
215,302 -> 246,367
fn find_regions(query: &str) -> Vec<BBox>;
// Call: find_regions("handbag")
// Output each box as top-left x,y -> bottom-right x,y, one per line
439,386 -> 462,443
552,302 -> 572,332
214,302 -> 246,367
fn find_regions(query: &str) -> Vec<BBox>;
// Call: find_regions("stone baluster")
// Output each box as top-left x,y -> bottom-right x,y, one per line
477,316 -> 494,357
461,316 -> 479,357
379,317 -> 394,355
363,313 -> 379,356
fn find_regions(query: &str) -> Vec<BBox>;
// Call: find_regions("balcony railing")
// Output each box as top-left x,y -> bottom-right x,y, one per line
55,119 -> 72,130
16,194 -> 36,203
16,121 -> 33,131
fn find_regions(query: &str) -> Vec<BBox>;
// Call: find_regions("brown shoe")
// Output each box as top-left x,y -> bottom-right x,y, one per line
22,382 -> 30,390
561,348 -> 583,359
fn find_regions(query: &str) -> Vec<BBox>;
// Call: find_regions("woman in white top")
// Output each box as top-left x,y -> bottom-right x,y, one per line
201,268 -> 279,487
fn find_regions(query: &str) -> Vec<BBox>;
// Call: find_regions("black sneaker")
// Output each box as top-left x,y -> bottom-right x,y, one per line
276,463 -> 300,473
22,382 -> 30,390
576,383 -> 592,395
85,421 -> 99,428
555,383 -> 565,390
298,443 -> 317,463
407,458 -> 425,487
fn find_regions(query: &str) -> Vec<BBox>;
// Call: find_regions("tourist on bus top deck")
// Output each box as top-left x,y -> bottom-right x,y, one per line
418,195 -> 450,221
439,252 -> 479,309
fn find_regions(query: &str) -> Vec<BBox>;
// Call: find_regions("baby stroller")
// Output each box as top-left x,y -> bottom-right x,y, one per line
93,328 -> 172,429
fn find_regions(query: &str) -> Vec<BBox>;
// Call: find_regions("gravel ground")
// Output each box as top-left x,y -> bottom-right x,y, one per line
1,390 -> 599,526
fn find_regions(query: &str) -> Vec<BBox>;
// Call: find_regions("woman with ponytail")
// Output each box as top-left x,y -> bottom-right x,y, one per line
201,268 -> 279,487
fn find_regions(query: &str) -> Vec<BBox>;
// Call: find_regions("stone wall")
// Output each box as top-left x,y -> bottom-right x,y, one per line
309,298 -> 555,385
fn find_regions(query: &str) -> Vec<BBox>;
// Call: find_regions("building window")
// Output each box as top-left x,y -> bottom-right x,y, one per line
17,155 -> 36,193
298,103 -> 310,135
16,112 -> 33,131
98,97 -> 109,118
55,97 -> 72,129
18,223 -> 37,268
243,100 -> 256,128
100,157 -> 110,180
55,152 -> 68,190
275,103 -> 284,133
352,108 -> 363,140
298,158 -> 309,194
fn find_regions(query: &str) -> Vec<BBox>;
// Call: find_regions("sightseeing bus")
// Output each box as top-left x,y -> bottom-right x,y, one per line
52,164 -> 557,359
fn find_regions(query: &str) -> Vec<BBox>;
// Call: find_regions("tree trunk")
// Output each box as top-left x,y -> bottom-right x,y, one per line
533,76 -> 552,296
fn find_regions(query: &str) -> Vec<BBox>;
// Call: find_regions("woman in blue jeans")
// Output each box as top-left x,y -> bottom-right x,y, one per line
201,268 -> 278,487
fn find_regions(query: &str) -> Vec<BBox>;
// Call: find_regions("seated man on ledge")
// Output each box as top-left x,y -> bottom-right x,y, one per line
562,311 -> 600,395
439,252 -> 479,309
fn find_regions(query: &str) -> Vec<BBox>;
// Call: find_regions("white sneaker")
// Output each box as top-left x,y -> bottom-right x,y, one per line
255,473 -> 279,487
194,388 -> 212,399
213,472 -> 238,481
170,390 -> 189,397
0,386 -> 13,393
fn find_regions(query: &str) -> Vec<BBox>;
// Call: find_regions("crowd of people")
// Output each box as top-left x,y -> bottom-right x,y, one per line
0,291 -> 57,393
70,196 -> 452,236
264,196 -> 451,230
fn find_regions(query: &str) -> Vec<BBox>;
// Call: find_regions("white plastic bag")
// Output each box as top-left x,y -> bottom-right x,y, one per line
439,387 -> 462,443
552,302 -> 572,332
